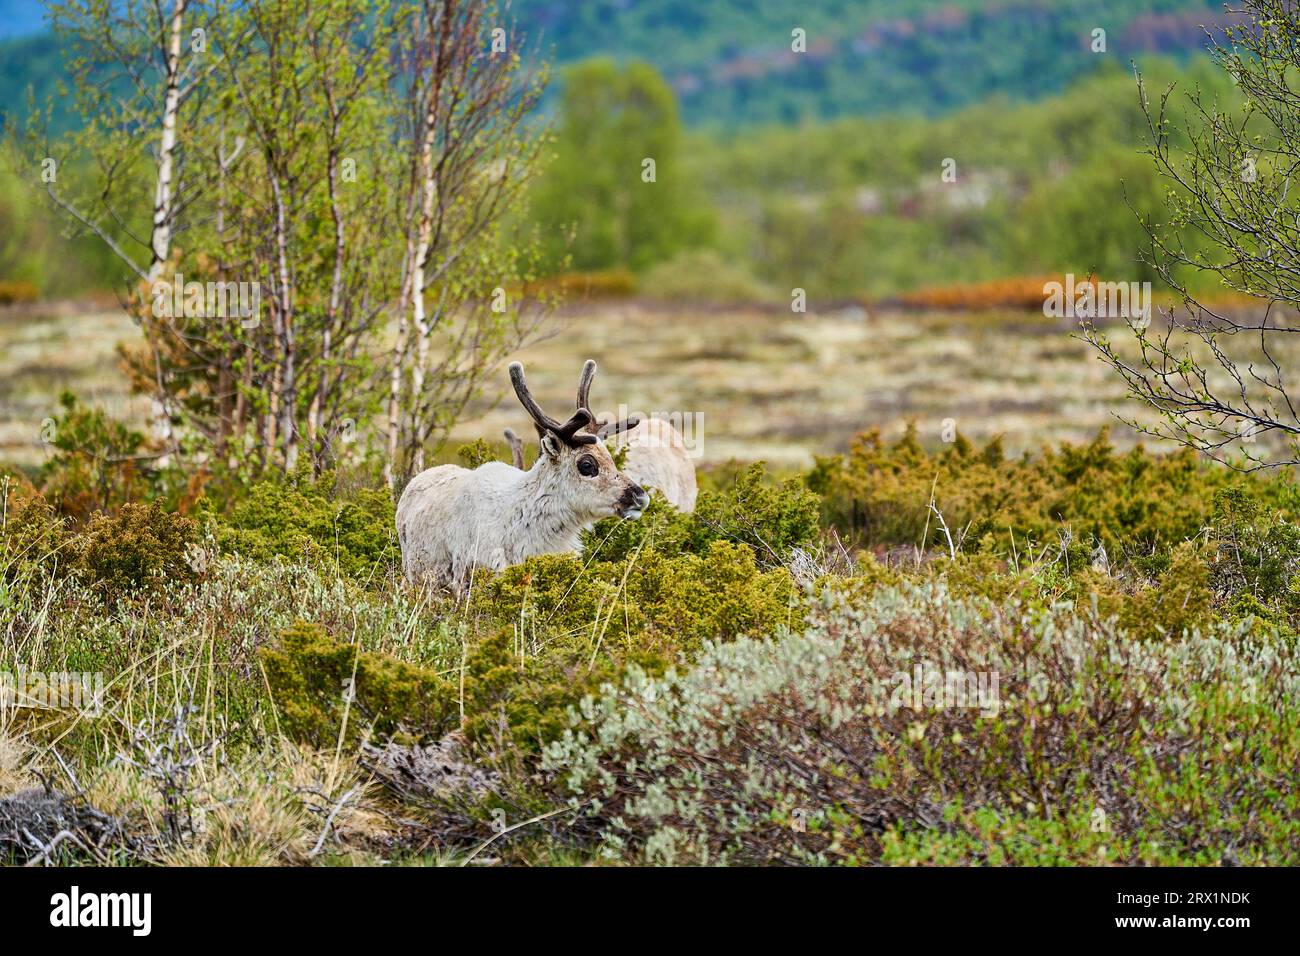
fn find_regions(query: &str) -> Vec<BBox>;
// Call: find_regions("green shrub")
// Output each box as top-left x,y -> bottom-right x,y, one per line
0,475 -> 67,582
39,391 -> 157,521
878,804 -> 1134,866
1079,541 -> 1214,642
811,425 -> 1291,559
456,438 -> 497,469
210,473 -> 397,578
259,621 -> 452,748
259,614 -> 667,756
71,501 -> 198,598
478,540 -> 800,656
1207,486 -> 1300,631
639,249 -> 773,305
587,461 -> 821,568
457,629 -> 669,753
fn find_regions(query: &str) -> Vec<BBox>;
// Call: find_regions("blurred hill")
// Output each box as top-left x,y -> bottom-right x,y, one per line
0,0 -> 1242,302
1,0 -> 1232,130
515,0 -> 1228,125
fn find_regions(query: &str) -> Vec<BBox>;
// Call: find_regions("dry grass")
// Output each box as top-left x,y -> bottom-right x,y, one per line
3,296 -> 1294,470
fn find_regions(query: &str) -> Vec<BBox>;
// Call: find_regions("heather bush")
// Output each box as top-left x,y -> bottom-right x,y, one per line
544,583 -> 1300,865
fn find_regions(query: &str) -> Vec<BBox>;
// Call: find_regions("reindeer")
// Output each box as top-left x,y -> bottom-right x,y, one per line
503,428 -> 527,469
505,409 -> 698,512
397,360 -> 648,590
607,417 -> 698,512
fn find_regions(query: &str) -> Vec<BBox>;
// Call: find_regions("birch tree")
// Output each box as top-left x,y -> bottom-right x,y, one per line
37,0 -> 549,484
1083,0 -> 1300,469
385,0 -> 549,486
36,0 -> 232,456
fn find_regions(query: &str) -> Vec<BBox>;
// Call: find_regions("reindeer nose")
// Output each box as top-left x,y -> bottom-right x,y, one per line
618,484 -> 650,518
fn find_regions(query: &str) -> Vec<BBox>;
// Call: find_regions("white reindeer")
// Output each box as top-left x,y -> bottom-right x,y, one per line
505,399 -> 698,512
606,418 -> 698,512
397,360 -> 649,590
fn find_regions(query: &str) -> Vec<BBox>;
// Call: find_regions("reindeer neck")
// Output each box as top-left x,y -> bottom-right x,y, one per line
505,459 -> 589,543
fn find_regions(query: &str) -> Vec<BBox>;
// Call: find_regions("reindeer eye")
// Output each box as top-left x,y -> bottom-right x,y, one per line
577,454 -> 599,477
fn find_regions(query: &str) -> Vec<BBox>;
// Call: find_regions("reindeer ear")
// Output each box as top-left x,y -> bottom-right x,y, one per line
539,433 -> 561,460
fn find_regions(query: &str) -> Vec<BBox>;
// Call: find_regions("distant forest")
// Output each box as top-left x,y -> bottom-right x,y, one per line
0,0 -> 1230,131
0,0 -> 1236,300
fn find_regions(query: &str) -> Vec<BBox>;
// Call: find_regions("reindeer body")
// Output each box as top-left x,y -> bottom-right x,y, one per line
398,360 -> 648,590
615,418 -> 698,512
398,460 -> 592,586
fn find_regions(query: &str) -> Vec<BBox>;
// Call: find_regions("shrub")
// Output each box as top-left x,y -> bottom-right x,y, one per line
456,438 -> 498,469
894,274 -> 1082,311
877,804 -> 1130,866
259,621 -> 452,748
477,540 -> 800,657
259,613 -> 666,756
810,425 -> 1290,561
39,392 -> 157,520
0,280 -> 39,305
1078,541 -> 1214,642
0,474 -> 67,582
456,629 -> 662,754
639,250 -> 773,305
515,269 -> 637,301
210,473 -> 397,578
587,462 -> 821,569
1207,486 -> 1300,630
71,501 -> 198,598
545,583 -> 1300,865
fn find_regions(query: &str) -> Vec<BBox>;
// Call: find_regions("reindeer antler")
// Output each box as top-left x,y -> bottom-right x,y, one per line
575,359 -> 596,413
509,362 -> 598,446
572,359 -> 641,438
503,428 -> 525,469
596,417 -> 641,438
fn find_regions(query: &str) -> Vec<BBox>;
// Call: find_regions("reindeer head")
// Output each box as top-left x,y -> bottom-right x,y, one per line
509,359 -> 650,521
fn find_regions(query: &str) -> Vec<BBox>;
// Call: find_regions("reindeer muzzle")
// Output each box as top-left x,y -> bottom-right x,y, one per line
617,485 -> 651,520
